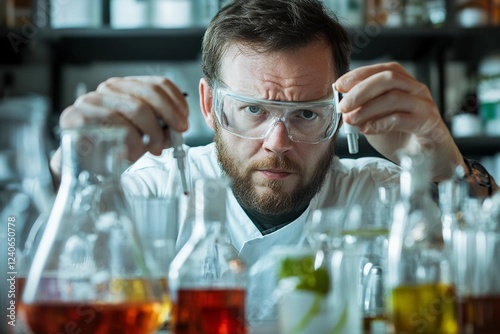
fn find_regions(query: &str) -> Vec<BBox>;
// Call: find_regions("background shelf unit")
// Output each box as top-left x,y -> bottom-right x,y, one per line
1,25 -> 499,157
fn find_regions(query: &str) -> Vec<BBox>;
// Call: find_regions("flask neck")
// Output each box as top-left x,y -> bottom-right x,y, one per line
399,152 -> 432,199
195,177 -> 228,229
60,127 -> 127,183
400,170 -> 431,199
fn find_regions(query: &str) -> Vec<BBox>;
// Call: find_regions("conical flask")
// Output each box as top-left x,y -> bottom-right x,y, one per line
0,96 -> 54,334
387,150 -> 457,334
21,126 -> 167,334
168,178 -> 247,334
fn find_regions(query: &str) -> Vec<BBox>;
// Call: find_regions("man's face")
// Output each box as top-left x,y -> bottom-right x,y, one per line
211,39 -> 338,215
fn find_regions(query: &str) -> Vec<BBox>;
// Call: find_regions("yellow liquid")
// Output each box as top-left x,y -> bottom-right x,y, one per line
102,277 -> 171,327
389,283 -> 458,334
158,277 -> 172,326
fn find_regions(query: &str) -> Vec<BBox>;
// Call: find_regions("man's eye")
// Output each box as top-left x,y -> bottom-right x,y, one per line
299,109 -> 317,120
244,105 -> 264,115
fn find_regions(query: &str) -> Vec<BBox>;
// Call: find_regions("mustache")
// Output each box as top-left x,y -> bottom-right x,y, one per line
248,156 -> 302,174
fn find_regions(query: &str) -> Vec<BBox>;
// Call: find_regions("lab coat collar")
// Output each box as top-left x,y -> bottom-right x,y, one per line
226,189 -> 317,267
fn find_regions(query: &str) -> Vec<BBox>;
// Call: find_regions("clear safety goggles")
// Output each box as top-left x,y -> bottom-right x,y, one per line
212,82 -> 341,144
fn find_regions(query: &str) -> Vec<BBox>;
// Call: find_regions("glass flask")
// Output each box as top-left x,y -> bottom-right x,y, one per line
438,165 -> 469,250
451,195 -> 500,333
387,151 -> 458,334
275,246 -> 334,334
0,96 -> 54,334
21,125 -> 167,334
168,178 -> 247,334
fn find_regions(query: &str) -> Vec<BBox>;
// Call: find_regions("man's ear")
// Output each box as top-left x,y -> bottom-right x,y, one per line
199,78 -> 216,131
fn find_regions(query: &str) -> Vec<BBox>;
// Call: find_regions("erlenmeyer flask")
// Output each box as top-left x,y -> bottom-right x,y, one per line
168,178 -> 247,334
387,151 -> 457,334
21,125 -> 167,334
0,96 -> 54,334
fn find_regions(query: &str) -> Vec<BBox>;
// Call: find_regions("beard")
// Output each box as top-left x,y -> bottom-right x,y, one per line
214,122 -> 336,216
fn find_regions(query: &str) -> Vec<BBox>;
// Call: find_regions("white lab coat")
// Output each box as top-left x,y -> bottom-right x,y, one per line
121,142 -> 401,331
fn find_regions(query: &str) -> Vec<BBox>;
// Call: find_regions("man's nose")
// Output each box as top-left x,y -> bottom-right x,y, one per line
262,121 -> 292,155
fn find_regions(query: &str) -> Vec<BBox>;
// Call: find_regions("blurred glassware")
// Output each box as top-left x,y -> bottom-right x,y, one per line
324,0 -> 364,26
404,0 -> 427,26
387,150 -> 458,334
168,178 -> 247,334
452,195 -> 500,333
478,54 -> 500,136
492,0 -> 500,24
110,0 -> 149,28
426,0 -> 447,26
340,200 -> 392,334
365,0 -> 388,25
455,0 -> 489,27
301,206 -> 367,334
50,0 -> 101,28
276,245 -> 347,334
0,95 -> 54,334
129,195 -> 179,325
21,125 -> 167,334
5,0 -> 33,28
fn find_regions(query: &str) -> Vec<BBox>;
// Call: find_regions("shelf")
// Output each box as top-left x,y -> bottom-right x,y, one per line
42,27 -> 207,63
41,27 -> 438,63
2,26 -> 499,66
2,26 -> 498,65
448,27 -> 500,63
43,26 -> 453,63
0,29 -> 29,64
453,136 -> 500,157
347,26 -> 451,61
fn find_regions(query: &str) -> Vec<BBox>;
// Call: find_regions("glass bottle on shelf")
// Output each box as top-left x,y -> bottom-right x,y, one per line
425,0 -> 447,27
326,0 -> 364,26
365,0 -> 388,26
168,178 -> 247,334
5,0 -> 33,27
404,0 -> 427,26
387,150 -> 458,334
21,126 -> 167,334
455,0 -> 490,27
492,0 -> 500,24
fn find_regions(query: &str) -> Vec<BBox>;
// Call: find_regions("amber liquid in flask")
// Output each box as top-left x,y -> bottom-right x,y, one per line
169,178 -> 247,334
458,295 -> 500,333
21,126 -> 167,334
172,288 -> 246,334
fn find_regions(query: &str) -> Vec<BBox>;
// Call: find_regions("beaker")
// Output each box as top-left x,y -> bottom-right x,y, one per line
20,125 -> 167,334
129,195 -> 179,325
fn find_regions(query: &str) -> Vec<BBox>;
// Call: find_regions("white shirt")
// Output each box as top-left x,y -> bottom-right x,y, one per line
121,142 -> 401,327
123,142 -> 400,253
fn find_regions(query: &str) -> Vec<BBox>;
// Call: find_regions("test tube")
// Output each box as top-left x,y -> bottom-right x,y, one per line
169,130 -> 189,196
334,84 -> 359,154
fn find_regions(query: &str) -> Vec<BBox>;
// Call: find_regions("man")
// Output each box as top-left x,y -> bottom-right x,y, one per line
49,0 -> 497,325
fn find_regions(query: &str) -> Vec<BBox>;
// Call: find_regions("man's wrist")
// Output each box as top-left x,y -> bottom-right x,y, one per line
462,157 -> 498,197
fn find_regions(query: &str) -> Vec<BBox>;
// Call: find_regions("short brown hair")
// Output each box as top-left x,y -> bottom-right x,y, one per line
202,0 -> 352,87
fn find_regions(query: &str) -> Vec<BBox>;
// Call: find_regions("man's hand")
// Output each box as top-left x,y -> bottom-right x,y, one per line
335,62 -> 465,182
49,76 -> 189,179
